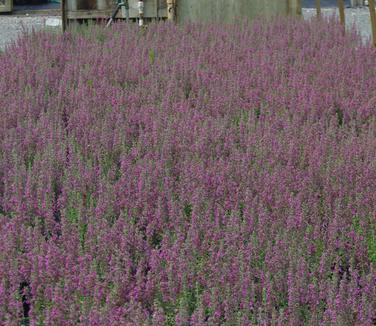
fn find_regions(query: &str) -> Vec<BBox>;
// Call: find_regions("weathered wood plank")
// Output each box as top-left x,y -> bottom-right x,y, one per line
369,0 -> 376,47
0,0 -> 12,13
62,0 -> 67,31
67,8 -> 167,19
67,9 -> 117,19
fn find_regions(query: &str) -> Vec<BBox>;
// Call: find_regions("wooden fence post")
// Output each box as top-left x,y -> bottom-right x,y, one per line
316,0 -> 321,17
369,0 -> 376,47
337,0 -> 345,26
296,0 -> 302,16
287,0 -> 301,16
61,0 -> 67,32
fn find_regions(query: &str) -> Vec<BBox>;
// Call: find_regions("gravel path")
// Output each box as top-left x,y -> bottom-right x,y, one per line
0,15 -> 61,51
303,7 -> 374,44
0,6 -> 374,51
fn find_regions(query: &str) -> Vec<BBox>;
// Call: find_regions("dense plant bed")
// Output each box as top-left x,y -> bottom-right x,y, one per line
0,17 -> 375,325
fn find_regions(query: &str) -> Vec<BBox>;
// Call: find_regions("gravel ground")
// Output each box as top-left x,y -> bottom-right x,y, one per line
303,7 -> 374,44
0,6 -> 374,51
0,15 -> 61,51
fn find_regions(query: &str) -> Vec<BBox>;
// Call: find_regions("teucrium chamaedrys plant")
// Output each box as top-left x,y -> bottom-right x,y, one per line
0,17 -> 375,325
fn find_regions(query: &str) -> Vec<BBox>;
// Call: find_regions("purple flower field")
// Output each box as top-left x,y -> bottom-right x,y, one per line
0,17 -> 375,325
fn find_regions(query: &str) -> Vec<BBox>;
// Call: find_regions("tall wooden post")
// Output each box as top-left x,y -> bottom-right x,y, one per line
287,0 -> 302,17
315,0 -> 321,17
369,0 -> 376,47
61,0 -> 67,32
296,0 -> 302,16
337,0 -> 345,26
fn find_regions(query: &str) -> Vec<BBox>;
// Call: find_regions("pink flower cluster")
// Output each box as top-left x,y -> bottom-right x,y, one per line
0,17 -> 375,325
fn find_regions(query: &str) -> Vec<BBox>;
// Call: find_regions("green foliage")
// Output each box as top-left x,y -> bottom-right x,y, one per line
25,152 -> 35,171
352,215 -> 376,263
101,147 -> 122,180
336,107 -> 344,127
262,287 -> 267,306
156,282 -> 204,325
155,294 -> 175,326
77,293 -> 94,315
68,19 -> 96,38
94,258 -> 107,282
366,229 -> 376,263
105,282 -> 117,307
24,84 -> 32,93
87,79 -> 93,88
79,222 -> 88,250
66,191 -> 81,224
44,26 -> 61,34
85,191 -> 96,209
34,298 -> 54,326
151,231 -> 163,249
183,203 -> 192,220
232,109 -> 250,127
66,190 -> 96,224
65,191 -> 89,250
183,81 -> 192,99
274,289 -> 288,312
0,208 -> 16,219
251,232 -> 265,269
149,49 -> 156,65
255,107 -> 261,120
239,202 -> 245,221
96,32 -> 106,44
352,216 -> 362,234
193,251 -> 209,272
308,238 -> 325,273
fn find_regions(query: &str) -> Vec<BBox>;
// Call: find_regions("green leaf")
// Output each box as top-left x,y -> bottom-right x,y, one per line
149,49 -> 156,65
183,203 -> 192,219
